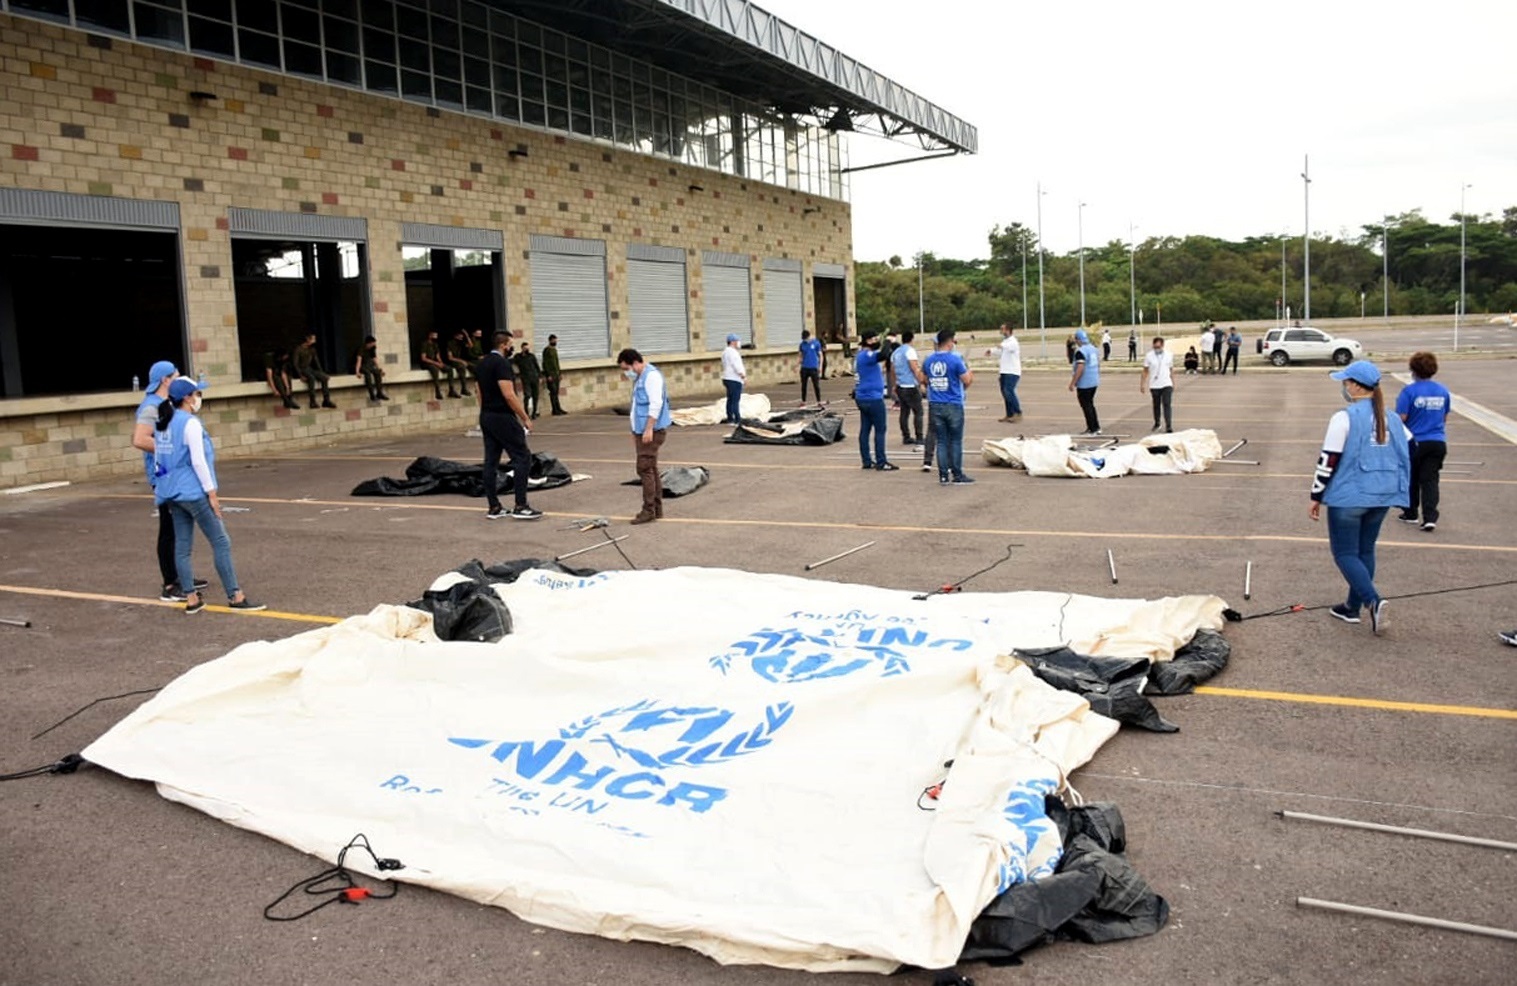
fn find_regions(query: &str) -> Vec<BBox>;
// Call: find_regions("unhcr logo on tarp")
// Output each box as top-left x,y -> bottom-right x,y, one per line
710,615 -> 975,682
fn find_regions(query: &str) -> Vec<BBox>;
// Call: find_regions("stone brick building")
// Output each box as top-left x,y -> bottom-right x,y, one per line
0,0 -> 974,487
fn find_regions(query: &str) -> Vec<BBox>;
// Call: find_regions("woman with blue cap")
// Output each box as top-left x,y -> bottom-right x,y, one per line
1308,360 -> 1410,635
152,378 -> 264,614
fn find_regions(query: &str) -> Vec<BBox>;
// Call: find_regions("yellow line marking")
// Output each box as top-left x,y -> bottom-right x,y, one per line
1194,685 -> 1517,720
0,583 -> 340,624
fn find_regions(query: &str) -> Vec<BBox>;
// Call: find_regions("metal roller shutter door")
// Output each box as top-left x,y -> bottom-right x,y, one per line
529,241 -> 608,361
702,264 -> 752,351
627,259 -> 689,355
763,266 -> 804,348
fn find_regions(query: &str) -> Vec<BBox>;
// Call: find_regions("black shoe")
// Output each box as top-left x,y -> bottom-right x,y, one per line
1499,629 -> 1517,647
952,474 -> 975,485
1328,604 -> 1360,624
1370,599 -> 1388,636
1398,513 -> 1420,524
184,596 -> 206,615
228,598 -> 266,612
876,462 -> 899,471
486,505 -> 506,520
378,392 -> 390,401
1421,521 -> 1436,532
861,463 -> 874,470
434,391 -> 445,400
282,399 -> 300,410
321,400 -> 337,409
509,505 -> 543,520
447,391 -> 460,399
308,403 -> 319,410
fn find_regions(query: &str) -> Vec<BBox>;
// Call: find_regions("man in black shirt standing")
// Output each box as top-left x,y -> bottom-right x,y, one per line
475,331 -> 542,520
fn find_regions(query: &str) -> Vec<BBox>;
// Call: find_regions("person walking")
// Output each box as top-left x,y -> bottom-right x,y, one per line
293,333 -> 336,408
1101,327 -> 1112,361
798,329 -> 824,404
151,378 -> 264,613
891,329 -> 924,448
1396,351 -> 1452,532
1127,327 -> 1138,362
989,323 -> 1022,422
542,333 -> 565,415
923,328 -> 974,484
1222,327 -> 1243,375
1140,336 -> 1175,433
514,339 -> 543,419
1309,360 -> 1411,636
354,335 -> 389,401
720,333 -> 746,424
618,348 -> 672,523
1067,329 -> 1102,435
853,329 -> 895,470
474,331 -> 542,521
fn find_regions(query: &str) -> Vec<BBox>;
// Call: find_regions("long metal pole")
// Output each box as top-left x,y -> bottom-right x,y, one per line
1301,155 -> 1311,322
1382,219 -> 1390,321
1128,222 -> 1137,330
1036,182 -> 1046,361
1297,898 -> 1517,942
1077,200 -> 1087,327
1021,238 -> 1028,331
917,252 -> 925,335
1280,237 -> 1287,327
1278,810 -> 1517,852
1457,181 -> 1470,351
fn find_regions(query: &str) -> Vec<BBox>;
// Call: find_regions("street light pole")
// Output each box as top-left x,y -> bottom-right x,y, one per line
1301,155 -> 1311,322
1078,200 -> 1087,327
1020,237 -> 1029,332
1128,222 -> 1138,331
1382,217 -> 1391,322
917,250 -> 924,335
1036,181 -> 1047,361
1457,181 -> 1471,351
1280,236 -> 1287,327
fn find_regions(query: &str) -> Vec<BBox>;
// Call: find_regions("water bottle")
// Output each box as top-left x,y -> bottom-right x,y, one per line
132,375 -> 140,391
198,372 -> 207,389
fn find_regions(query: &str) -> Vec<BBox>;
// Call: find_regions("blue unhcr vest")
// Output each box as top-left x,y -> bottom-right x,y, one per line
631,365 -> 672,433
153,409 -> 217,503
1322,399 -> 1410,508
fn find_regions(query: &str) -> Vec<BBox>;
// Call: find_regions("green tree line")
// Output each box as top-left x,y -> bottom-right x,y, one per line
855,208 -> 1517,331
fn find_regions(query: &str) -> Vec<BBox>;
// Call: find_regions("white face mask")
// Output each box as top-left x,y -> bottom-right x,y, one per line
622,369 -> 637,381
188,394 -> 203,413
1340,384 -> 1354,403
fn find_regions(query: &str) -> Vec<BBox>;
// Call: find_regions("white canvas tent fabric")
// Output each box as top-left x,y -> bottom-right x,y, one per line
83,567 -> 1224,972
670,393 -> 771,426
982,428 -> 1224,478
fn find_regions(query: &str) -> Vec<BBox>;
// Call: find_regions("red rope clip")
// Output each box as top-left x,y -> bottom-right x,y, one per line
340,887 -> 372,903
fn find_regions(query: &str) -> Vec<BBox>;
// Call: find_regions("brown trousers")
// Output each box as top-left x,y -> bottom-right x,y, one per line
635,429 -> 667,515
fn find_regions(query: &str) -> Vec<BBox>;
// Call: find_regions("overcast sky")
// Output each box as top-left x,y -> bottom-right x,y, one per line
756,0 -> 1516,263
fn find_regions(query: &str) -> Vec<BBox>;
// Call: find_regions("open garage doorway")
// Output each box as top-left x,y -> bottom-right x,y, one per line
402,240 -> 504,370
0,223 -> 183,398
813,266 -> 848,348
232,239 -> 369,383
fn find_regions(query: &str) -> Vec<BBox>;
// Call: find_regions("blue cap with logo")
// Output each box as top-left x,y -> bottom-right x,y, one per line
146,360 -> 178,391
726,333 -> 740,343
168,377 -> 207,401
1074,330 -> 1089,343
1330,360 -> 1380,388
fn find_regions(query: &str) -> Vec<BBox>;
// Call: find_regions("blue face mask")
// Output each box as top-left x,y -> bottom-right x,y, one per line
1341,384 -> 1354,402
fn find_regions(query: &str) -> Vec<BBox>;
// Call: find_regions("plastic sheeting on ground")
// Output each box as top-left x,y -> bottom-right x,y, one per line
670,393 -> 772,426
724,409 -> 845,445
619,465 -> 710,497
350,453 -> 584,497
82,569 -> 1224,973
982,429 -> 1224,478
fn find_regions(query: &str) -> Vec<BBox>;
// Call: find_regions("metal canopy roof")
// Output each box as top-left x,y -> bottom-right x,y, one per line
497,0 -> 978,154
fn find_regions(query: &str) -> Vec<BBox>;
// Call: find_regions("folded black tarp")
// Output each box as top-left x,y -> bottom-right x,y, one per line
404,558 -> 597,642
351,453 -> 574,498
723,410 -> 845,445
959,799 -> 1170,965
619,465 -> 710,497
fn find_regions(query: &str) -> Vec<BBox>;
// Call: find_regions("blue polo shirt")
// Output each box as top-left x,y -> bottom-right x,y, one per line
854,349 -> 887,401
922,350 -> 968,404
1395,379 -> 1451,442
799,338 -> 822,370
1073,343 -> 1101,387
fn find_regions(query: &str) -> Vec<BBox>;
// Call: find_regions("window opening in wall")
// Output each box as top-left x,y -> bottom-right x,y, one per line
0,224 -> 184,398
402,245 -> 502,370
232,238 -> 369,385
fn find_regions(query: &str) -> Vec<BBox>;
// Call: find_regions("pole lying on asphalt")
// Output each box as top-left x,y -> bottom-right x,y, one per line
0,617 -> 32,628
1223,438 -> 1248,458
1244,561 -> 1253,600
555,536 -> 628,562
1296,897 -> 1517,942
1277,810 -> 1517,852
1107,549 -> 1118,585
805,541 -> 876,572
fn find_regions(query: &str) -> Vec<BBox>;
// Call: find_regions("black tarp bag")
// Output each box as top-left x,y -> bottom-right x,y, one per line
404,558 -> 596,643
1148,627 -> 1230,695
1013,647 -> 1178,733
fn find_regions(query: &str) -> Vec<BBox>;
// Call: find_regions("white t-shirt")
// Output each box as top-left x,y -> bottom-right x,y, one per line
1101,330 -> 1111,345
1200,330 -> 1215,351
997,335 -> 1022,375
721,345 -> 745,382
1143,348 -> 1174,389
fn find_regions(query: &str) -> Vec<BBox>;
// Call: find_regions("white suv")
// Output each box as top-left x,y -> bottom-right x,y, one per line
1259,327 -> 1363,366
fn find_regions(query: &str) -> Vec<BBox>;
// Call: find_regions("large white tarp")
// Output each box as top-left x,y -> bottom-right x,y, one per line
670,393 -> 771,426
83,568 -> 1224,972
983,428 -> 1224,478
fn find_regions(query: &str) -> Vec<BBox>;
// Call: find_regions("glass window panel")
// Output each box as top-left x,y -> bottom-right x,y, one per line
569,87 -> 590,116
518,71 -> 543,104
281,4 -> 319,42
538,29 -> 562,55
10,0 -> 70,20
134,2 -> 186,47
521,101 -> 545,127
460,0 -> 486,29
326,0 -> 357,18
570,109 -> 593,137
465,85 -> 491,114
517,21 -> 539,47
395,4 -> 427,39
284,39 -> 323,78
566,61 -> 589,88
435,78 -> 462,108
494,91 -> 519,122
462,28 -> 488,58
398,37 -> 429,71
75,0 -> 132,34
362,26 -> 395,62
429,15 -> 457,48
591,99 -> 612,141
282,0 -> 317,10
239,0 -> 278,34
489,10 -> 514,40
547,107 -> 568,131
612,75 -> 631,100
589,47 -> 608,70
401,70 -> 431,100
492,63 -> 517,94
565,38 -> 587,62
188,16 -> 235,57
326,51 -> 361,85
433,47 -> 459,79
518,46 -> 541,75
428,0 -> 458,17
545,80 -> 567,108
324,16 -> 359,53
360,0 -> 393,31
649,68 -> 666,90
610,53 -> 629,77
464,55 -> 489,86
590,65 -> 612,97
365,59 -> 398,93
238,28 -> 281,67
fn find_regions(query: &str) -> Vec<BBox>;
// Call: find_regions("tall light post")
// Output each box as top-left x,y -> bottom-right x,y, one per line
1020,236 -> 1029,332
1382,217 -> 1392,321
1301,155 -> 1311,322
1128,222 -> 1138,330
1077,200 -> 1087,327
916,250 -> 925,335
1036,181 -> 1047,361
1457,181 -> 1471,350
1280,235 -> 1288,326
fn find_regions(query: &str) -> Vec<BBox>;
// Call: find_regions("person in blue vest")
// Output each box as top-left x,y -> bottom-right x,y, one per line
798,329 -> 824,404
619,347 -> 672,523
1394,351 -> 1452,532
922,328 -> 975,484
890,329 -> 924,448
130,360 -> 202,602
1067,329 -> 1102,434
1309,360 -> 1410,636
152,378 -> 264,614
852,329 -> 896,470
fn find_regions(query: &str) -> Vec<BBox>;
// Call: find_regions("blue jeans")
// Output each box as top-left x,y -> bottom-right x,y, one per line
723,380 -> 743,423
999,373 -> 1021,417
930,402 -> 965,479
855,397 -> 887,466
1325,505 -> 1389,611
167,497 -> 240,600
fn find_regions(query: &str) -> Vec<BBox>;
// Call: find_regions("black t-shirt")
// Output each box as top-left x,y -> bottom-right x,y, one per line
475,351 -> 516,412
